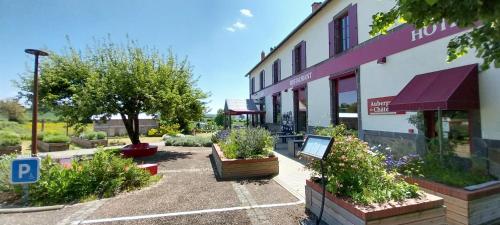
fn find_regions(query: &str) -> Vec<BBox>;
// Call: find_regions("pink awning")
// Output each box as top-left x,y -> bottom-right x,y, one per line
389,64 -> 479,111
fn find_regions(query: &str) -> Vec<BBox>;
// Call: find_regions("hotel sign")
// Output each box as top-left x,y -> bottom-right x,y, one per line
367,96 -> 404,115
411,20 -> 457,42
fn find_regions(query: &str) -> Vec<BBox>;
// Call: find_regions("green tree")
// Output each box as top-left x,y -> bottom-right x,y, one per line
214,109 -> 225,127
0,99 -> 26,123
370,0 -> 499,70
16,39 -> 208,144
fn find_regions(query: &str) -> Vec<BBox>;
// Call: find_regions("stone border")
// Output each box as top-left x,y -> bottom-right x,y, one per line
211,144 -> 279,180
306,179 -> 444,222
71,137 -> 108,148
0,145 -> 21,155
0,205 -> 65,214
37,140 -> 69,152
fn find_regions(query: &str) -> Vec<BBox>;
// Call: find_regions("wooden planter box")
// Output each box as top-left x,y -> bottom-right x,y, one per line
211,144 -> 279,180
71,137 -> 108,148
406,177 -> 500,225
37,140 -> 69,152
305,180 -> 446,225
0,145 -> 21,155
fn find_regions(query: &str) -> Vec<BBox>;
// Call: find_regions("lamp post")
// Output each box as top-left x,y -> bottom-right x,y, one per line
25,49 -> 49,157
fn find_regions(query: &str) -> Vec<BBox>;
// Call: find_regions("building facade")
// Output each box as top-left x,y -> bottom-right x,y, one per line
247,0 -> 500,178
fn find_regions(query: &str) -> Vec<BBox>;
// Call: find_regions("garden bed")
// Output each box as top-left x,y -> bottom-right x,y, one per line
305,180 -> 446,225
0,145 -> 21,155
406,177 -> 500,225
121,143 -> 158,158
71,137 -> 108,148
211,144 -> 278,180
37,140 -> 69,152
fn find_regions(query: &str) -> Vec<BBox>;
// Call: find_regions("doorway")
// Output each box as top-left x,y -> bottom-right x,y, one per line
293,86 -> 307,133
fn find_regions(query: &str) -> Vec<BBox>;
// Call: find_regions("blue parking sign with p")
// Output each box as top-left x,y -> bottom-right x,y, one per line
11,157 -> 40,184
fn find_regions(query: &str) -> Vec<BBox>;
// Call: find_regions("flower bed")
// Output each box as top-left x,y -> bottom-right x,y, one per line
0,131 -> 21,155
304,125 -> 446,224
71,137 -> 108,148
71,131 -> 108,148
211,128 -> 278,180
0,149 -> 159,206
212,143 -> 278,180
306,180 -> 446,225
37,132 -> 70,152
371,139 -> 500,224
121,143 -> 158,158
406,177 -> 500,225
164,135 -> 212,147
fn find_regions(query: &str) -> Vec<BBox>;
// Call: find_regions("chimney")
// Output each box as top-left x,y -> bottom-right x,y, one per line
311,2 -> 322,12
261,51 -> 265,61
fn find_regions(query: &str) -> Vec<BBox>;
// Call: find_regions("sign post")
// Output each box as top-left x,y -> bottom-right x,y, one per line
298,135 -> 334,225
24,49 -> 49,157
10,157 -> 41,204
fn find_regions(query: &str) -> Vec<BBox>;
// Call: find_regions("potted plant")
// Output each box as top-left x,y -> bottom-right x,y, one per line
71,131 -> 108,148
0,131 -> 22,155
305,125 -> 446,225
37,132 -> 70,152
211,128 -> 278,180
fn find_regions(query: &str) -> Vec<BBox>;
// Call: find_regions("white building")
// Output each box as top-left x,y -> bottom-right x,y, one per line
246,0 -> 500,178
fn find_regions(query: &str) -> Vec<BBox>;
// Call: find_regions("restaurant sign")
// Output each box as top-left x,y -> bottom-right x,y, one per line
367,96 -> 404,115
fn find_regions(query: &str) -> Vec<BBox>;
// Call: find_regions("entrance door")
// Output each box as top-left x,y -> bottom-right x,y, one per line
293,87 -> 307,133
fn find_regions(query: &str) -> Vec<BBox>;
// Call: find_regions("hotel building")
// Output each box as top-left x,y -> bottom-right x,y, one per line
246,0 -> 500,178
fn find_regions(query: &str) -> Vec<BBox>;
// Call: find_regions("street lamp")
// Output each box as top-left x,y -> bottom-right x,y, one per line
24,49 -> 49,157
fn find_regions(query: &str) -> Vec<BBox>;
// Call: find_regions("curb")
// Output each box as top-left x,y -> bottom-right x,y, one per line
0,205 -> 65,214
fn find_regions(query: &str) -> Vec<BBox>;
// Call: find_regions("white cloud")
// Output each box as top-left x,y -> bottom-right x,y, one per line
233,21 -> 246,29
240,9 -> 253,17
226,27 -> 236,32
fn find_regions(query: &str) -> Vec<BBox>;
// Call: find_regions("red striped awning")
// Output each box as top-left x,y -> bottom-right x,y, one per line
389,64 -> 479,112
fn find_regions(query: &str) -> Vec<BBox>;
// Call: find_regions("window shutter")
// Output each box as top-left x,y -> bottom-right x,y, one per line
300,41 -> 306,71
292,48 -> 296,74
277,59 -> 281,81
334,19 -> 341,54
348,4 -> 358,48
328,20 -> 335,57
262,71 -> 265,88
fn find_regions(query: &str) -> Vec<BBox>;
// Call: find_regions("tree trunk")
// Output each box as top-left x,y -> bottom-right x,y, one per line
120,112 -> 141,145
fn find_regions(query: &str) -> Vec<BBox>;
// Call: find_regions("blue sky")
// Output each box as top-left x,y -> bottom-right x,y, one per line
0,0 -> 317,113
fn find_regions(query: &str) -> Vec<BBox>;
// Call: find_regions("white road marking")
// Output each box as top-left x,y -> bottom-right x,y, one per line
71,200 -> 304,224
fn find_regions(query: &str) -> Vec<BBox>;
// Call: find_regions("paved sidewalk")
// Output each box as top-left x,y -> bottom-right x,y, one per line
273,144 -> 312,201
1,146 -> 306,225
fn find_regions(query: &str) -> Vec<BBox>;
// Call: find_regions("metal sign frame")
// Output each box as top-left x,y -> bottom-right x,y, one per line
299,135 -> 334,160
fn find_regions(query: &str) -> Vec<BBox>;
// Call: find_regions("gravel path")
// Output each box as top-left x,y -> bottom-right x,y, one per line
0,146 -> 307,225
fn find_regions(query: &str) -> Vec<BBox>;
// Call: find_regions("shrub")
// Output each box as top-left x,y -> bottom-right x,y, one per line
164,135 -> 212,147
80,131 -> 107,140
0,154 -> 17,192
42,133 -> 70,143
211,130 -> 229,143
28,149 -> 156,205
309,125 -> 419,205
0,131 -> 21,147
96,131 -> 107,139
219,128 -> 275,159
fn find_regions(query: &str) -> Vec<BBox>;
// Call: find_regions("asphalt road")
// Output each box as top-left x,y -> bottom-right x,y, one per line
0,146 -> 307,225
